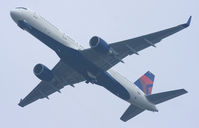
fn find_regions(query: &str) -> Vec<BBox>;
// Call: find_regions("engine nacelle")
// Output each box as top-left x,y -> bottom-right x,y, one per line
89,36 -> 111,54
33,64 -> 53,81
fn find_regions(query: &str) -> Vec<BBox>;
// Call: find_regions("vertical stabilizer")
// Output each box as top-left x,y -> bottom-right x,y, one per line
134,71 -> 155,95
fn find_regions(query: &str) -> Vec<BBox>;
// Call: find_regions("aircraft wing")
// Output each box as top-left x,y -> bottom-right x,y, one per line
18,60 -> 85,107
81,16 -> 191,71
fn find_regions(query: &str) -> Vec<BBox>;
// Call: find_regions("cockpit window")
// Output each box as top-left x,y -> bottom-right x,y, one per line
16,7 -> 27,10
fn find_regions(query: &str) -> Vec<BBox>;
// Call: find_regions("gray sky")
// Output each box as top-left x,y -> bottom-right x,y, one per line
1,0 -> 198,127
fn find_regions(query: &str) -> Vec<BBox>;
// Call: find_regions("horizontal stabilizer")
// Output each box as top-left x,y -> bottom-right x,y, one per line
146,89 -> 188,105
120,104 -> 144,122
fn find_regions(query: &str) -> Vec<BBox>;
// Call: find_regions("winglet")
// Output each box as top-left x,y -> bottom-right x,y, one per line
182,16 -> 192,28
186,16 -> 192,26
18,99 -> 24,107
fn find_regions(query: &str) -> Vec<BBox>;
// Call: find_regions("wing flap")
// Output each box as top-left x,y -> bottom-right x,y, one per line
120,104 -> 144,122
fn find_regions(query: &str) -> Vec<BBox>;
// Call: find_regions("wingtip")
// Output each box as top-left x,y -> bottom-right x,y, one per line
120,117 -> 127,122
182,16 -> 192,28
18,99 -> 25,107
18,103 -> 23,107
182,89 -> 188,94
186,16 -> 192,26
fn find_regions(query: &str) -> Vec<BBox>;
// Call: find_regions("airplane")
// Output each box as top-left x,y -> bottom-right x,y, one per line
10,7 -> 190,122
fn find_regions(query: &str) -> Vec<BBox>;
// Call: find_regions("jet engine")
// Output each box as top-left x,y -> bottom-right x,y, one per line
89,36 -> 111,54
33,64 -> 53,81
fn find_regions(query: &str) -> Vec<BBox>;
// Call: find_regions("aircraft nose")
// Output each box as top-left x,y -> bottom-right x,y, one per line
10,9 -> 21,23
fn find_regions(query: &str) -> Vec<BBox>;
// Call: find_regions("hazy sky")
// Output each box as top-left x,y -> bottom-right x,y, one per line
1,0 -> 198,128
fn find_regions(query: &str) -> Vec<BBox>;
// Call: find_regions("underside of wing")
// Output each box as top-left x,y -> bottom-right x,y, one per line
18,60 -> 85,107
81,17 -> 191,71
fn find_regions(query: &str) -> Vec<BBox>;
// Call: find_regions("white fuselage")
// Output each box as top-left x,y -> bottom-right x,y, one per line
108,70 -> 157,111
10,8 -> 157,112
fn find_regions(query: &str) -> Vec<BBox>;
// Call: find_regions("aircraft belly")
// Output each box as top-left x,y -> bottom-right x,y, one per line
96,72 -> 130,101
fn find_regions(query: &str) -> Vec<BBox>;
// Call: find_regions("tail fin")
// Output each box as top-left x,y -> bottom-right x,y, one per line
134,71 -> 155,95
